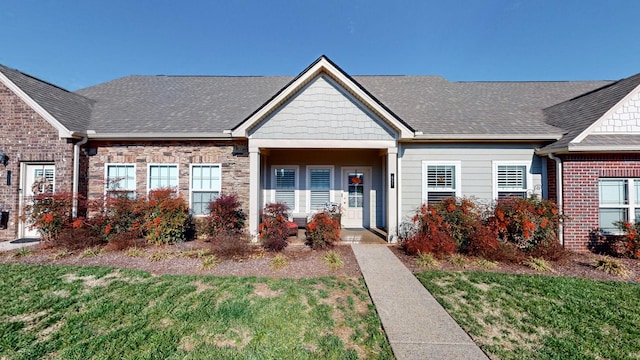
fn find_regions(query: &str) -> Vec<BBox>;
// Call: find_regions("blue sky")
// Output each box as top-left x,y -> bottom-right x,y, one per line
1,0 -> 639,90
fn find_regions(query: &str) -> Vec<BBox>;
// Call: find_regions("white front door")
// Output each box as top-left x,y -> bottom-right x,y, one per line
342,168 -> 371,229
20,164 -> 55,238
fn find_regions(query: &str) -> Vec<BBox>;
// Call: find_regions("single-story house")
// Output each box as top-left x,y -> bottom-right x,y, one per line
1,55 -> 639,251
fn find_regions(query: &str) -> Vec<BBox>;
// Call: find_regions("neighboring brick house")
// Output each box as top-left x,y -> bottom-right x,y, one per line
1,56 -> 638,251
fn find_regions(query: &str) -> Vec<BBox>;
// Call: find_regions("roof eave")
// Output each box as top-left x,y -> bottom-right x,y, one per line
412,133 -> 563,141
87,132 -> 234,140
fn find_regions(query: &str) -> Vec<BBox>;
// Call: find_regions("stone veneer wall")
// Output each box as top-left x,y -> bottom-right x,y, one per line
561,153 -> 640,251
86,140 -> 250,218
0,82 -> 75,241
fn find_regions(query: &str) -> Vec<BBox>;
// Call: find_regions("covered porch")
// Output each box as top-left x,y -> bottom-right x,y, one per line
248,146 -> 398,242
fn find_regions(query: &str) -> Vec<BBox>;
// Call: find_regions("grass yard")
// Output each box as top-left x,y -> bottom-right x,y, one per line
0,263 -> 392,360
417,271 -> 640,360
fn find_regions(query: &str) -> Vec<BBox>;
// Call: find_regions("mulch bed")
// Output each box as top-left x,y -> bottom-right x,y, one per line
2,239 -> 639,282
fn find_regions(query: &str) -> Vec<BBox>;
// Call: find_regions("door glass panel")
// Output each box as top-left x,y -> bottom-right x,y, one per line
348,172 -> 364,208
33,168 -> 54,194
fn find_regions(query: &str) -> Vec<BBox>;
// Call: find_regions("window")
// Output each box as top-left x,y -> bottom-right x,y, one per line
599,178 -> 640,233
148,164 -> 178,192
422,162 -> 461,204
493,163 -> 530,199
308,167 -> 333,212
105,164 -> 135,198
190,164 -> 221,216
272,166 -> 298,212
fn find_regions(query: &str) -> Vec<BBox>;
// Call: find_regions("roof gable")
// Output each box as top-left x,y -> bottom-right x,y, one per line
232,55 -> 414,139
0,65 -> 92,138
540,73 -> 640,153
249,74 -> 397,141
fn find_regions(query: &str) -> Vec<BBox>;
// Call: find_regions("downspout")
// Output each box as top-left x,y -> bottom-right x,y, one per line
547,153 -> 563,246
72,136 -> 89,218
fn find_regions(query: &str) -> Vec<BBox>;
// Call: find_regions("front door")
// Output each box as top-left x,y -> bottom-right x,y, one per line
20,163 -> 55,238
342,168 -> 371,228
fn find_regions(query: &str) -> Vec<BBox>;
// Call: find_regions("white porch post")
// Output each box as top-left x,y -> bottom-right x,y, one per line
387,147 -> 398,243
249,147 -> 261,238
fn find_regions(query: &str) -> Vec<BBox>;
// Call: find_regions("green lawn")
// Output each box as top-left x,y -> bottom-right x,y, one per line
417,271 -> 640,360
0,263 -> 392,359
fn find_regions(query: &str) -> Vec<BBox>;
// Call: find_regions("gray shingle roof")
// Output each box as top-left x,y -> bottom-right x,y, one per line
75,73 -> 610,138
357,77 -> 610,136
75,75 -> 293,134
540,73 -> 640,152
575,134 -> 640,148
0,64 -> 93,134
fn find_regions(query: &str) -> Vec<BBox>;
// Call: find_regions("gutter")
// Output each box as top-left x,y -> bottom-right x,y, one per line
547,153 -> 563,246
72,135 -> 89,218
86,132 -> 234,140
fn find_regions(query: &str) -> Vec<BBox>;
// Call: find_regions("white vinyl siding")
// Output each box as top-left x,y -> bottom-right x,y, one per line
105,164 -> 135,198
493,162 -> 531,200
307,166 -> 333,212
272,166 -> 298,212
190,164 -> 221,216
599,178 -> 640,233
148,164 -> 178,192
422,161 -> 461,204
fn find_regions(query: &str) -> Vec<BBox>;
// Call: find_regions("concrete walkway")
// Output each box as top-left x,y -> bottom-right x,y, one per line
352,244 -> 488,360
0,239 -> 40,252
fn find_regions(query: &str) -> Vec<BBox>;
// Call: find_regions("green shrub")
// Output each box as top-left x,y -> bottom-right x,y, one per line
270,253 -> 288,270
524,257 -> 554,272
200,255 -> 220,270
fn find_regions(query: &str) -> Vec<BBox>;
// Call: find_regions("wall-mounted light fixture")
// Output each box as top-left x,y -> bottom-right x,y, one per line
0,151 -> 8,167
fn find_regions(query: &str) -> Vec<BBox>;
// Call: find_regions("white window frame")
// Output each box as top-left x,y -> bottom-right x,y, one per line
306,165 -> 334,213
189,164 -> 222,217
492,161 -> 533,200
104,163 -> 136,198
147,163 -> 179,194
271,165 -> 299,213
422,161 -> 461,203
598,178 -> 640,234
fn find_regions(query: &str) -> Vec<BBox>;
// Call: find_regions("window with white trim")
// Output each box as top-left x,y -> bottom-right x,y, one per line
273,166 -> 297,212
148,164 -> 178,192
495,163 -> 528,199
190,164 -> 221,216
105,164 -> 136,198
308,167 -> 332,212
422,162 -> 461,204
599,178 -> 640,233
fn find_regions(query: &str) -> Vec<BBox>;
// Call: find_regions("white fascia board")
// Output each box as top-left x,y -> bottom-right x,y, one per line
571,83 -> 640,144
232,57 -> 414,139
87,132 -> 233,140
0,71 -> 74,138
567,144 -> 640,152
250,139 -> 397,149
412,133 -> 562,141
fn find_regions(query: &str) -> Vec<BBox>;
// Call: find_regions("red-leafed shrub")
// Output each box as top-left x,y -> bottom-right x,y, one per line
305,211 -> 341,249
208,232 -> 252,258
144,188 -> 190,245
203,193 -> 246,237
23,192 -> 77,242
259,202 -> 290,252
606,221 -> 640,259
403,204 -> 458,257
467,222 -> 500,258
488,196 -> 563,252
431,197 -> 481,252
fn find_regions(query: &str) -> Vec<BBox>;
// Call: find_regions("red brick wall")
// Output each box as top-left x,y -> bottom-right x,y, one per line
86,140 -> 250,218
561,154 -> 640,251
0,82 -> 75,241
